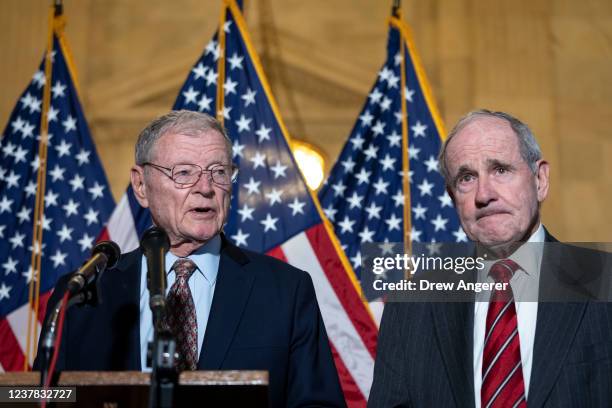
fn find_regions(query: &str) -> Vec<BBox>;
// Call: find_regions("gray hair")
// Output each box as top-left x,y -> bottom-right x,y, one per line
438,109 -> 542,187
135,110 -> 233,165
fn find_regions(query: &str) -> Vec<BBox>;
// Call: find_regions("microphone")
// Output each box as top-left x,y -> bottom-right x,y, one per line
66,240 -> 121,295
140,227 -> 170,314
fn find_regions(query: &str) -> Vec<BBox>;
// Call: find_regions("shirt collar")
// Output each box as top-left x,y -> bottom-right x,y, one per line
165,234 -> 221,284
511,222 -> 545,276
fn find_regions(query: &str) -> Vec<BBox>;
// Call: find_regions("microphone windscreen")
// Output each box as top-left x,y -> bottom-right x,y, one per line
140,227 -> 170,254
92,240 -> 121,268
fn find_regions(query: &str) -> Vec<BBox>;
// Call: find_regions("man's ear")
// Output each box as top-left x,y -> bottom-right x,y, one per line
130,165 -> 150,208
535,159 -> 550,203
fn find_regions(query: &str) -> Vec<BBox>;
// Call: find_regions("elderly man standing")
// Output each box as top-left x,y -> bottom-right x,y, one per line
369,110 -> 612,408
37,110 -> 346,408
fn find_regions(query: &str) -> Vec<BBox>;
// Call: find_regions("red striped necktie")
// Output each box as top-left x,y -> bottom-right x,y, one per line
166,258 -> 198,371
481,259 -> 527,408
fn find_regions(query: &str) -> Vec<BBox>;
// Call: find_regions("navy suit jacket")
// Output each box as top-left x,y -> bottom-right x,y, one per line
36,237 -> 346,408
368,233 -> 612,407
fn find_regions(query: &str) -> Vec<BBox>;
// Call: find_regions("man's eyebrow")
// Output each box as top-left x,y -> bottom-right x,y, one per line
485,158 -> 515,169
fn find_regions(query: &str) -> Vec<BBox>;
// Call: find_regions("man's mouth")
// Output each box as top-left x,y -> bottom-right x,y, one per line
476,210 -> 509,220
190,206 -> 215,214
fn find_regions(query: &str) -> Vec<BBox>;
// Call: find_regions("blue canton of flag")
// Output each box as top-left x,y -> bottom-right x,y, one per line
172,10 -> 319,252
319,15 -> 466,280
0,34 -> 115,369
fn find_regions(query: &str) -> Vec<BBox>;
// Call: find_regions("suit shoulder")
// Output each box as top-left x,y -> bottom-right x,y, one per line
224,241 -> 310,282
115,248 -> 142,271
245,247 -> 308,276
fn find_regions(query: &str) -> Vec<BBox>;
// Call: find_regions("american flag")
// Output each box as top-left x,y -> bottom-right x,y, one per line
103,1 -> 377,405
318,13 -> 465,312
0,27 -> 115,370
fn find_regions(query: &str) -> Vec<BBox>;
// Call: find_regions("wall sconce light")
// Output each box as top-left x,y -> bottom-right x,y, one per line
292,140 -> 325,190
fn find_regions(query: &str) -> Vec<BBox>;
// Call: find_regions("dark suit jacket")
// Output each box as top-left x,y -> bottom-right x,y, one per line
35,237 -> 346,408
368,233 -> 612,407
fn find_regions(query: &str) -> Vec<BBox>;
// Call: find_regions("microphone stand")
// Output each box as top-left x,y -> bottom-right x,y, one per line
39,240 -> 119,388
148,307 -> 178,408
39,280 -> 98,387
143,227 -> 176,408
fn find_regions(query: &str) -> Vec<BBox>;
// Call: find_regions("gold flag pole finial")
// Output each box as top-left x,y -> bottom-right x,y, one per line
54,0 -> 63,16
392,0 -> 401,17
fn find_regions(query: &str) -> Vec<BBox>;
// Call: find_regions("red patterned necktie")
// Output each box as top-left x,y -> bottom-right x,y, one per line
166,258 -> 198,371
481,259 -> 527,408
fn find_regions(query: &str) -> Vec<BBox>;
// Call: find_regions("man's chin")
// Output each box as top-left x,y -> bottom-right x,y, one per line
188,227 -> 222,242
172,227 -> 220,244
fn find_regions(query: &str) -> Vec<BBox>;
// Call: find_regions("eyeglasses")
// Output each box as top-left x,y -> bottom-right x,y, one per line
143,163 -> 238,186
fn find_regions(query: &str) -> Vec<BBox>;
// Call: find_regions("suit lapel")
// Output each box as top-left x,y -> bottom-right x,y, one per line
527,302 -> 586,407
527,238 -> 587,407
432,301 -> 475,408
198,239 -> 254,369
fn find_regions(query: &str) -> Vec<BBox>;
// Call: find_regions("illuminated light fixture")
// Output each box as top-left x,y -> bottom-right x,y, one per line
292,140 -> 325,190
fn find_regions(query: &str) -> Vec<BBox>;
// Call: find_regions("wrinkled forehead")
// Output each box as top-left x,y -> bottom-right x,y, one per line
151,129 -> 231,161
445,117 -> 521,172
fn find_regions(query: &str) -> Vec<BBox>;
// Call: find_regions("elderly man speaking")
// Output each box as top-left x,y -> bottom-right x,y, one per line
37,110 -> 346,408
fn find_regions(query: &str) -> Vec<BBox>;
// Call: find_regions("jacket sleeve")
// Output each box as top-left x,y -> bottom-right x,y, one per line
367,302 -> 412,408
286,270 -> 347,408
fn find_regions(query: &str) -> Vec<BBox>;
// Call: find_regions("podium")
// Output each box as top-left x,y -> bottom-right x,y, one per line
0,370 -> 268,407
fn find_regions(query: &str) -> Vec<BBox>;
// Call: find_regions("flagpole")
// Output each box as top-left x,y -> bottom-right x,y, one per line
216,1 -> 228,124
389,4 -> 414,262
24,0 -> 60,371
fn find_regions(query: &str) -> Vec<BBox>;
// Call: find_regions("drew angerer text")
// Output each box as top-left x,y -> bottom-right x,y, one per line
373,279 -> 508,293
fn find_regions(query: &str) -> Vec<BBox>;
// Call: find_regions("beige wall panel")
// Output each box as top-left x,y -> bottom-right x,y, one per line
553,0 -> 612,17
559,135 -> 605,183
437,0 -> 473,125
91,119 -> 147,199
551,1 -> 612,240
0,1 -> 48,127
562,183 -> 610,241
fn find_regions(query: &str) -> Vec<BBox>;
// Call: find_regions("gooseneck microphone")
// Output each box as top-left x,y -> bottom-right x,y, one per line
140,227 -> 170,319
40,240 -> 121,387
66,240 -> 121,295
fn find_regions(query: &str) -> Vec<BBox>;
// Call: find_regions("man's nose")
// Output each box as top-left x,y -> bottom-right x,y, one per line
192,170 -> 215,195
474,174 -> 497,207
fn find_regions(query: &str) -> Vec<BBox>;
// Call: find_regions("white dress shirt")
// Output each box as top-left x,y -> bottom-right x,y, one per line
473,224 -> 545,408
139,235 -> 221,371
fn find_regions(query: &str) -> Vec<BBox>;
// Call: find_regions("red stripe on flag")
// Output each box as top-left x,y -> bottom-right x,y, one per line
266,246 -> 287,263
37,291 -> 52,324
97,226 -> 110,243
305,224 -> 378,358
329,340 -> 366,408
0,318 -> 26,371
